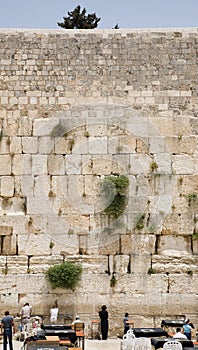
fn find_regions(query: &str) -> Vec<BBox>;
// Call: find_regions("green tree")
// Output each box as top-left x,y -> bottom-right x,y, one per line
57,5 -> 101,29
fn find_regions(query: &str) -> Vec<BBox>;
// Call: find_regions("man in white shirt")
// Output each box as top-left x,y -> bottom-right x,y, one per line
71,315 -> 82,325
173,327 -> 187,339
50,305 -> 59,324
20,303 -> 32,331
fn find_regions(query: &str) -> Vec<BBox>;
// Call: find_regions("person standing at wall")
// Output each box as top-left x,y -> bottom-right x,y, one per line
1,310 -> 15,350
123,312 -> 129,334
50,302 -> 59,324
20,302 -> 32,331
99,305 -> 109,340
183,319 -> 192,340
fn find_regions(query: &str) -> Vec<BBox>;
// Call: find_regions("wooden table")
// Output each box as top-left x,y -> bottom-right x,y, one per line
91,319 -> 100,339
76,331 -> 85,350
126,320 -> 134,328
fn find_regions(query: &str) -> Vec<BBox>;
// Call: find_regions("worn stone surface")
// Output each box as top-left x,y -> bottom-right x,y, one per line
0,28 -> 197,334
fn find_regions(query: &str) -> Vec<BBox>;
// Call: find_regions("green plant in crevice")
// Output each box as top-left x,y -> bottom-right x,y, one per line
49,240 -> 55,249
150,161 -> 158,172
46,261 -> 82,291
135,213 -> 145,230
192,231 -> 198,240
147,267 -> 156,275
186,269 -> 193,276
101,175 -> 129,219
68,138 -> 75,152
110,273 -> 117,287
186,192 -> 198,205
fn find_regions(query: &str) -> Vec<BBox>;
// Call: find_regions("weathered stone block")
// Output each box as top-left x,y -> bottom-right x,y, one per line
1,176 -> 14,197
0,155 -> 11,175
12,154 -> 31,175
22,137 -> 38,153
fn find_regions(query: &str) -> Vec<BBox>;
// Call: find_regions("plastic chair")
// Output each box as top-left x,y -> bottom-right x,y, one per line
163,340 -> 182,350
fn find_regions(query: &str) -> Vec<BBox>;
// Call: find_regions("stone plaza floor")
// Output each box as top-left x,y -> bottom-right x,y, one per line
12,338 -> 122,350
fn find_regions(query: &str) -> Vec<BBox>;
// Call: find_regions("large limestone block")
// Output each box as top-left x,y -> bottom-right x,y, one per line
71,136 -> 89,154
109,255 -> 129,273
18,233 -> 51,255
154,153 -> 172,174
22,137 -> 38,153
98,231 -> 120,255
112,154 -> 130,173
16,274 -> 49,294
92,155 -> 113,175
32,154 -> 48,175
81,155 -> 94,175
148,117 -> 174,136
6,256 -> 28,274
149,137 -> 167,153
65,154 -> 82,174
27,197 -> 51,214
129,154 -> 152,175
152,255 -> 198,273
33,118 -> 60,136
172,155 -> 195,174
33,175 -> 50,197
157,235 -> 192,255
89,136 -> 107,154
48,155 -> 65,175
30,255 -> 63,274
10,136 -> 22,154
0,137 -> 10,154
38,136 -> 54,154
0,155 -> 11,175
14,175 -> 34,197
0,176 -> 14,197
84,175 -> 99,196
86,119 -> 107,136
131,234 -> 156,255
130,254 -> 151,274
51,175 -> 68,197
166,136 -> 197,154
12,154 -> 31,175
18,116 -> 32,136
4,116 -> 19,136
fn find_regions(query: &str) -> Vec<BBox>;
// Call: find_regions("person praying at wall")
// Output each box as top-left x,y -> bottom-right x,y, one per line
99,305 -> 109,340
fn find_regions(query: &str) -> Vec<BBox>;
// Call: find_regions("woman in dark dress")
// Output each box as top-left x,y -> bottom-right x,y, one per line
99,305 -> 108,340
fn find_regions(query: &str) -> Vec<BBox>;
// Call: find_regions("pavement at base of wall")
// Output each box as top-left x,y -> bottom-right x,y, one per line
12,338 -> 122,350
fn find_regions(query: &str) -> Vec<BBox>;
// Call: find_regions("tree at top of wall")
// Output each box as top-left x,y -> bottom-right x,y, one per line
57,5 -> 101,29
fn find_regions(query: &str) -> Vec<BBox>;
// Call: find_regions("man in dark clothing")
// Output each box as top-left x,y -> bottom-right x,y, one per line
99,305 -> 108,340
1,311 -> 15,350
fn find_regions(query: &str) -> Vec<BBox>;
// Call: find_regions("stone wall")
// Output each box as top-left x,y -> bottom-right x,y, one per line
0,27 -> 197,335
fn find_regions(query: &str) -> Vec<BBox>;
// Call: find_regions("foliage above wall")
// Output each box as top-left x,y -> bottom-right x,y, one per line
101,175 -> 129,219
46,261 -> 82,291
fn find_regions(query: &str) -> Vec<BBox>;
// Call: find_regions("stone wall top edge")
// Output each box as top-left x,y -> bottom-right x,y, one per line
0,27 -> 197,35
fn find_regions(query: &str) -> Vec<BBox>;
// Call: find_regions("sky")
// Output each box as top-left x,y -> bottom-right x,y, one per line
0,0 -> 197,30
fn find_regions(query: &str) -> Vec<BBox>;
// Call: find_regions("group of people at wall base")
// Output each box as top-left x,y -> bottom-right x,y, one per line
1,302 -> 196,350
122,314 -> 195,341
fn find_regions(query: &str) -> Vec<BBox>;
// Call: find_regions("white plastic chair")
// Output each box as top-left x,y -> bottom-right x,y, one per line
121,329 -> 136,350
163,340 -> 182,350
134,337 -> 152,350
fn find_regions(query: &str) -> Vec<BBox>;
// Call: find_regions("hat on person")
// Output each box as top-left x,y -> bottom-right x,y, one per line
76,315 -> 79,319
